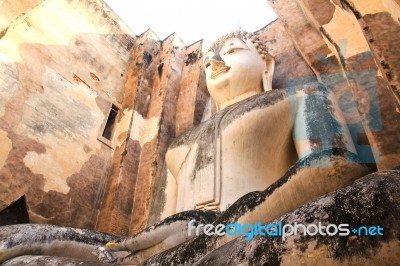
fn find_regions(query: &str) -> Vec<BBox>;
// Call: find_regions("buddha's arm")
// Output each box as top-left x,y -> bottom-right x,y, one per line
291,85 -> 357,159
102,210 -> 220,264
141,149 -> 372,265
0,224 -> 119,264
161,168 -> 177,219
161,145 -> 188,218
101,145 -> 220,264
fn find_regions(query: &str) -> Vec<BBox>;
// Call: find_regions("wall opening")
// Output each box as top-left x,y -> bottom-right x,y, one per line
102,104 -> 119,140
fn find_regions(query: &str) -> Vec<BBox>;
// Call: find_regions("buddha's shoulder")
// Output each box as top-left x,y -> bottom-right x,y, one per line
169,118 -> 215,149
169,82 -> 328,149
231,82 -> 328,110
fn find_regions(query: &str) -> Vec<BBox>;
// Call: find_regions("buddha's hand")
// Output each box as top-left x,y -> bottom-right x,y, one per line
97,210 -> 220,265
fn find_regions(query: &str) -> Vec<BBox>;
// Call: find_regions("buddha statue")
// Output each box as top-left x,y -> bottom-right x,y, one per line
162,31 -> 280,215
101,31 -> 371,264
160,30 -> 365,217
0,31 -> 372,265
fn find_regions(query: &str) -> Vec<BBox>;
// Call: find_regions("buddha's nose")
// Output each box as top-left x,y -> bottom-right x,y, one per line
210,58 -> 226,71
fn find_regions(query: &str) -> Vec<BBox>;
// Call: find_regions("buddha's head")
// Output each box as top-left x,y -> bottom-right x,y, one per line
204,31 -> 274,110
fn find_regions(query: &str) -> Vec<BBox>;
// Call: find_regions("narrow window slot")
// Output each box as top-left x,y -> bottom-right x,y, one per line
102,104 -> 118,140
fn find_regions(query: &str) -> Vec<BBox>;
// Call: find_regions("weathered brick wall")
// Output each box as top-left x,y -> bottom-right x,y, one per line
0,0 -> 44,37
0,0 -> 135,229
95,32 -> 210,234
266,0 -> 400,171
95,30 -> 162,235
0,0 -> 210,233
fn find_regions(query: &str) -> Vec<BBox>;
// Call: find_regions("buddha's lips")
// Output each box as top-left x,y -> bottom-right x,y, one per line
211,66 -> 230,79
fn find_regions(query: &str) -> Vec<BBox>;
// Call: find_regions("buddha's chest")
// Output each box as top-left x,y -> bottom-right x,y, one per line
175,99 -> 298,212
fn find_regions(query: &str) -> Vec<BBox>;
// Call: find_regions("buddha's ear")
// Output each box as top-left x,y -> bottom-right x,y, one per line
262,55 -> 275,91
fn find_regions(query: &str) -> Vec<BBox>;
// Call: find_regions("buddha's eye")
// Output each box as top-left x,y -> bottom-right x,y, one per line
225,49 -> 235,55
204,62 -> 211,68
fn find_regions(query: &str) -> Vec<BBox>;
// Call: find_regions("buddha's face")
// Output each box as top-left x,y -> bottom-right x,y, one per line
203,37 -> 267,107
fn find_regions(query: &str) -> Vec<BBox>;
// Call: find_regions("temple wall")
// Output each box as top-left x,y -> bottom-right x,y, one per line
97,32 -> 209,234
0,0 -> 136,229
0,0 -> 44,36
95,30 -> 162,235
0,0 -> 209,233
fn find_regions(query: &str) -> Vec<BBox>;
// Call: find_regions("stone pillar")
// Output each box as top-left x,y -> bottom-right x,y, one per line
267,0 -> 400,170
129,34 -> 186,233
256,21 -> 316,90
96,30 -> 161,235
267,0 -> 346,85
342,0 -> 400,169
175,41 -> 209,136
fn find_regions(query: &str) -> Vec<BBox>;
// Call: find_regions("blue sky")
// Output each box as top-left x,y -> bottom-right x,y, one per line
104,0 -> 277,45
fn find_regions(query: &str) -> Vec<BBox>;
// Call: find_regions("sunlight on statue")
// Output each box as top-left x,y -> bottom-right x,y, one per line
100,31 -> 370,265
0,31 -> 371,265
163,31 -> 280,216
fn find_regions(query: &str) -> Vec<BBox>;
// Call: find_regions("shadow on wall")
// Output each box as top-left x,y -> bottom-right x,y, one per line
0,196 -> 29,226
0,32 -> 136,230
